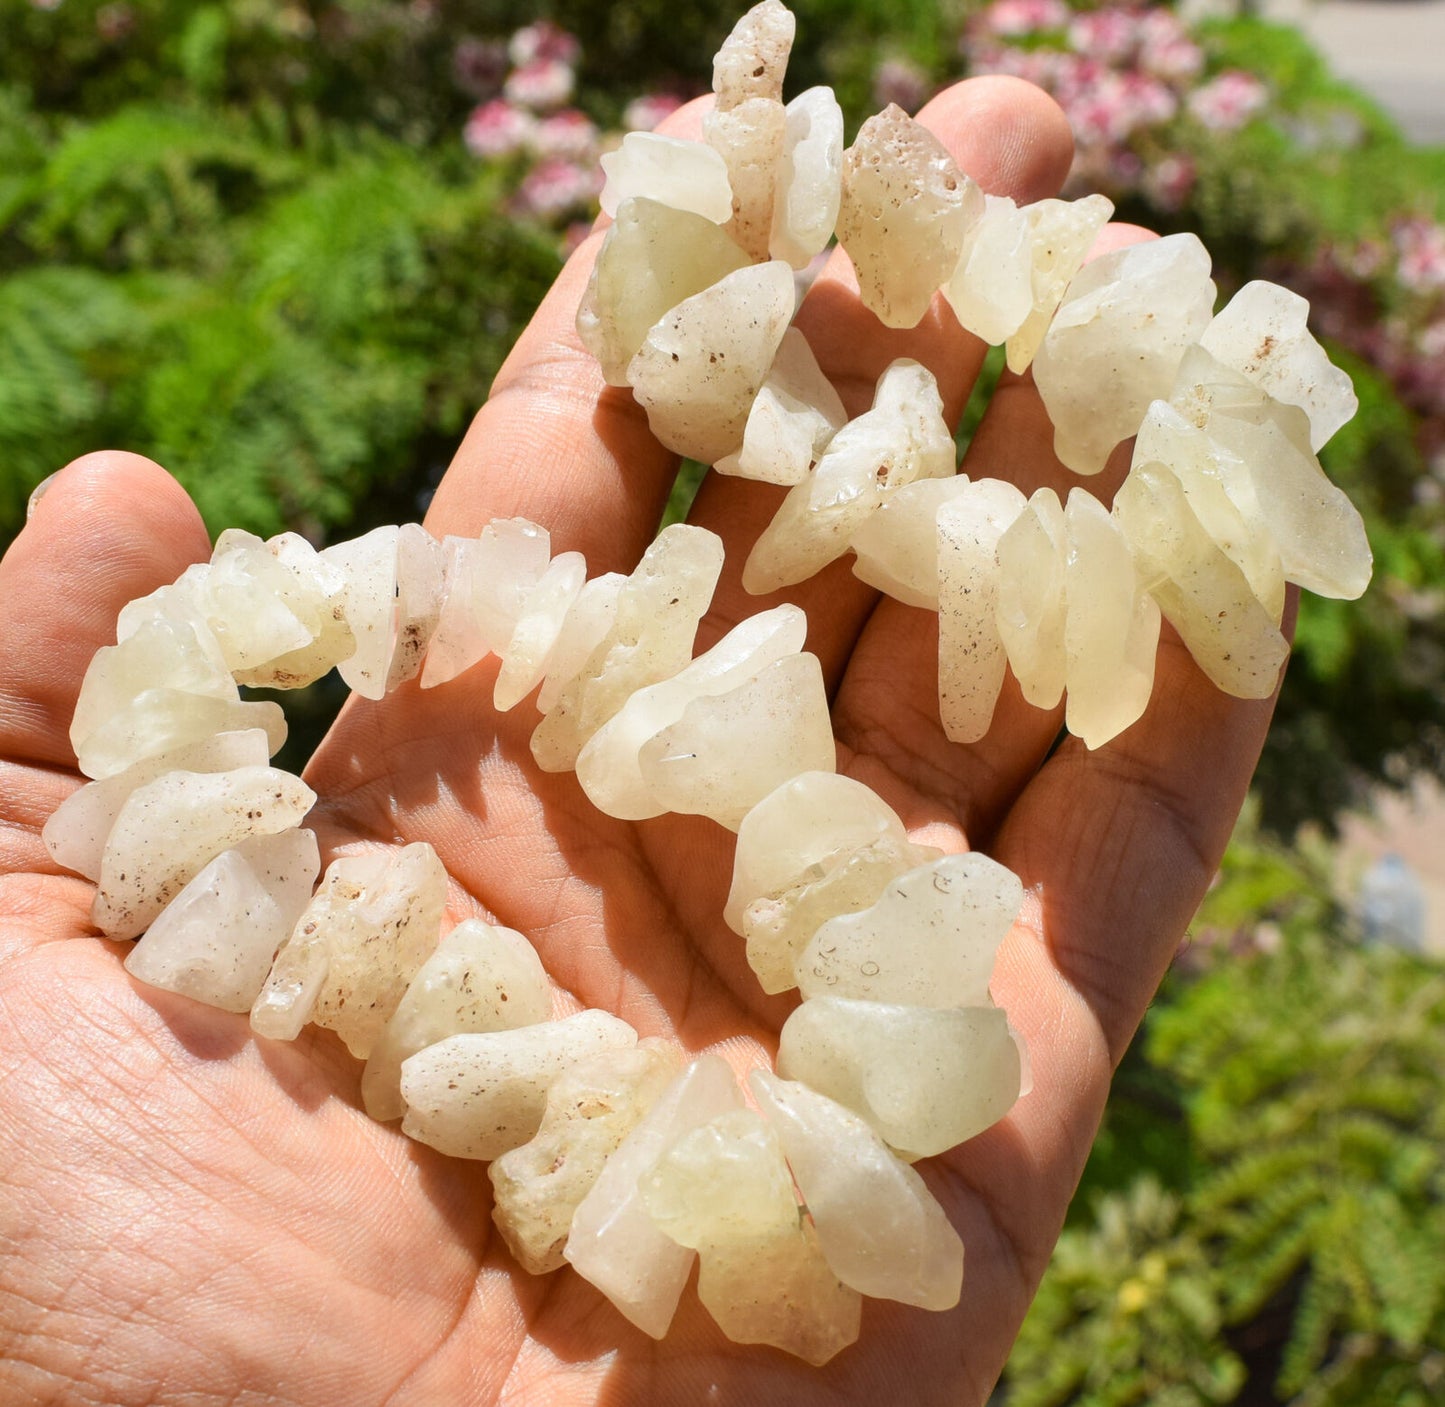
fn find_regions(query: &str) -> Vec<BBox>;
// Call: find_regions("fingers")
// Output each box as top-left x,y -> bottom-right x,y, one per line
0,452 -> 211,770
993,609 -> 1291,1066
689,77 -> 1076,675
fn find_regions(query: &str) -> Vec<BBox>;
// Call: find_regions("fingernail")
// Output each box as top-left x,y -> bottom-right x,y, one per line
26,471 -> 58,520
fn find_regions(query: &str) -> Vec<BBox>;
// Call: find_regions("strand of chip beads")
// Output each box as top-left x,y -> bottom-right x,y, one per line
47,511 -> 1028,1364
589,0 -> 1370,749
39,0 -> 1373,1367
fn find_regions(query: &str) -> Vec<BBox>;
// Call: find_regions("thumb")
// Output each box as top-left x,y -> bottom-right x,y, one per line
0,451 -> 211,771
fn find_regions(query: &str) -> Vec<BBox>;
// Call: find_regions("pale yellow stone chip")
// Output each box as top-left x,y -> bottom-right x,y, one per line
1033,232 -> 1217,474
576,603 -> 807,820
712,0 -> 794,109
251,842 -> 447,1057
943,193 -> 1032,346
751,1071 -> 964,1310
936,479 -> 1028,743
640,1108 -> 862,1365
743,358 -> 955,594
838,105 -> 981,329
1199,279 -> 1358,452
727,771 -> 941,993
777,995 -> 1021,1158
44,729 -> 271,883
795,852 -> 1022,1007
578,198 -> 752,387
769,86 -> 844,268
531,526 -> 725,772
638,651 -> 837,829
565,1054 -> 744,1339
490,1040 -> 681,1274
1062,489 -> 1161,749
704,97 -> 786,261
1005,193 -> 1114,373
713,327 -> 846,486
400,1010 -> 638,1161
123,829 -> 320,1012
1115,460 -> 1289,698
995,486 -> 1068,710
93,766 -> 316,939
1169,346 -> 1372,601
599,132 -> 733,224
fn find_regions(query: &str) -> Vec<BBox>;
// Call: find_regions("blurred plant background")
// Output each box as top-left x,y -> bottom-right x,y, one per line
3,1 -> 1443,1399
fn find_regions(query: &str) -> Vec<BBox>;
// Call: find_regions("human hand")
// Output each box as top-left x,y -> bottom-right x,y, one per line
0,77 -> 1283,1406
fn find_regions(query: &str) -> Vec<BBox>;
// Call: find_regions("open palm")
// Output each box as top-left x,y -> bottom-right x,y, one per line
0,78 -> 1282,1406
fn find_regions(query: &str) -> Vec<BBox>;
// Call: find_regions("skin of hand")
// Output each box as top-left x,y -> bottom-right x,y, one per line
0,78 -> 1285,1407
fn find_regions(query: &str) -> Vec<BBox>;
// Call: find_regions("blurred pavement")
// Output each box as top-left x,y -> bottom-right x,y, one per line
1263,0 -> 1445,143
1259,1 -> 1444,953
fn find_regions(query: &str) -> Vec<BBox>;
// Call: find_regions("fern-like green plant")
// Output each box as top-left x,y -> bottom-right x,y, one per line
1007,1179 -> 1243,1407
1152,936 -> 1445,1401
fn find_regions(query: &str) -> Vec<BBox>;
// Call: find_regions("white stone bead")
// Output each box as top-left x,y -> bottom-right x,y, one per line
713,327 -> 846,486
638,650 -> 837,829
399,1010 -> 637,1161
838,105 -> 982,330
995,486 -> 1068,710
769,86 -> 844,268
1169,346 -> 1372,601
361,919 -> 552,1122
627,260 -> 797,464
72,615 -> 235,763
1005,193 -> 1114,373
944,193 -> 1033,346
532,526 -> 725,772
936,478 -> 1028,743
1114,458 -> 1289,698
123,829 -> 320,1012
490,1040 -> 681,1274
494,550 -> 587,712
712,0 -> 794,109
44,728 -> 271,882
704,97 -> 786,262
578,199 -> 751,387
743,358 -> 955,594
93,765 -> 316,939
1062,489 -> 1161,750
850,475 -> 976,610
576,604 -> 807,820
251,842 -> 446,1057
727,771 -> 941,993
1200,279 -> 1358,452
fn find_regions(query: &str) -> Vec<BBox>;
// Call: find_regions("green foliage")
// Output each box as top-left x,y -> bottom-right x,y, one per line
1003,822 -> 1445,1406
0,57 -> 559,543
1010,1181 -> 1243,1407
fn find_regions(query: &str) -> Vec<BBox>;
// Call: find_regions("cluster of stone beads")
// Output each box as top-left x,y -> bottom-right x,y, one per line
47,521 -> 1024,1364
41,0 -> 1374,1371
590,0 -> 1370,749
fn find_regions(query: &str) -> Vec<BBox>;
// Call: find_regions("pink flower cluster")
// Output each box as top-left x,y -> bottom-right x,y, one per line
459,21 -> 692,231
1187,69 -> 1270,132
1294,218 -> 1445,469
962,0 -> 1260,205
459,23 -> 602,221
